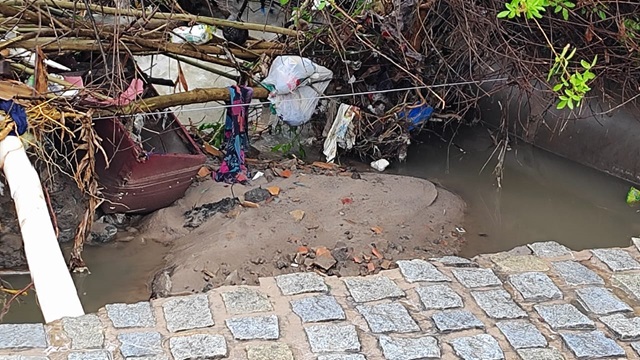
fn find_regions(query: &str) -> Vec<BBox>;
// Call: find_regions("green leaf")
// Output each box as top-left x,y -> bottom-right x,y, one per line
557,99 -> 568,109
553,83 -> 564,91
598,10 -> 606,21
565,1 -> 575,8
567,98 -> 575,109
580,59 -> 591,69
497,10 -> 511,18
566,47 -> 577,60
591,55 -> 598,67
562,8 -> 569,20
280,0 -> 290,5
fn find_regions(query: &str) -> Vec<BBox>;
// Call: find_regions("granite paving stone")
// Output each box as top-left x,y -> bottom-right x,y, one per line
0,357 -> 49,360
342,276 -> 405,303
575,287 -> 632,315
246,343 -> 294,360
552,261 -> 604,286
67,351 -> 111,360
432,309 -> 484,332
290,295 -> 345,323
124,356 -> 169,360
118,332 -> 163,358
430,255 -> 476,267
396,259 -> 450,282
449,334 -> 505,360
162,293 -> 214,332
527,242 -> 572,257
169,334 -> 227,360
509,272 -> 562,302
600,313 -> 640,340
0,324 -> 47,349
378,335 -> 440,360
451,268 -> 501,288
612,273 -> 640,301
221,287 -> 273,314
471,289 -> 527,319
632,342 -> 640,355
560,331 -> 625,358
106,301 -> 156,328
534,304 -> 594,330
275,273 -> 328,295
225,315 -> 280,340
317,355 -> 366,360
491,255 -> 549,272
592,248 -> 640,271
356,302 -> 420,333
415,284 -> 463,309
496,320 -> 547,349
62,315 -> 104,349
516,348 -> 564,360
304,324 -> 361,353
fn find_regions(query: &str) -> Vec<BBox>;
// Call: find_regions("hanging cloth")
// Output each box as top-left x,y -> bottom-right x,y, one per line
214,85 -> 254,184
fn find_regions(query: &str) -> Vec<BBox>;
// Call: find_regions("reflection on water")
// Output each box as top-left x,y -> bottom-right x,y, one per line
394,127 -> 640,258
1,239 -> 167,323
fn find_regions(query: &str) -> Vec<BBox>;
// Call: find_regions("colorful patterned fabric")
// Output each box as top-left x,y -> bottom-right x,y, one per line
214,85 -> 254,184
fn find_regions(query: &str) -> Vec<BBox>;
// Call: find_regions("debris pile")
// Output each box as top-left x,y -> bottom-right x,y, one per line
276,240 -> 403,278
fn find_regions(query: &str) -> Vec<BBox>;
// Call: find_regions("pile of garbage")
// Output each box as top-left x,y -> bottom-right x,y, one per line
279,241 -> 400,277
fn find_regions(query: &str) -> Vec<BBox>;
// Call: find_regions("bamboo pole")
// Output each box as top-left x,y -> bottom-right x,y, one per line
118,86 -> 271,114
0,0 -> 299,36
0,135 -> 84,323
14,38 -> 284,59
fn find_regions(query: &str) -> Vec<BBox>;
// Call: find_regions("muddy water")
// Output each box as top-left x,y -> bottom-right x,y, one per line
394,127 -> 640,258
1,239 -> 167,323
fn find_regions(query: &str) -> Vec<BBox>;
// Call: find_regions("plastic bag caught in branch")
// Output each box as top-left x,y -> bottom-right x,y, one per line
262,56 -> 333,127
170,24 -> 215,45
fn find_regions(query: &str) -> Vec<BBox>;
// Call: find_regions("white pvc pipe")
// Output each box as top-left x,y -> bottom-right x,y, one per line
0,135 -> 84,323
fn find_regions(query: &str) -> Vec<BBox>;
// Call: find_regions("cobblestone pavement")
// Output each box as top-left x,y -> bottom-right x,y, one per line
4,240 -> 640,359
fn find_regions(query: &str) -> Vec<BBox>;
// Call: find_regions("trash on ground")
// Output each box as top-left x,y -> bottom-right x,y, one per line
184,198 -> 239,229
370,159 -> 390,172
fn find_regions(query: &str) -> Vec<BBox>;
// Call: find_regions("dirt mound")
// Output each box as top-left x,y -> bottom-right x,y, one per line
141,172 -> 466,296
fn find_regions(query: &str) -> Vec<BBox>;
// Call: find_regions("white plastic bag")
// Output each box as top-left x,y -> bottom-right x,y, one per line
262,56 -> 333,127
170,24 -> 214,45
323,104 -> 359,162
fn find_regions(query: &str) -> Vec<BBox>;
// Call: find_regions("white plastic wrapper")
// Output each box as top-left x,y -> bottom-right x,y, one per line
170,24 -> 214,45
262,56 -> 333,127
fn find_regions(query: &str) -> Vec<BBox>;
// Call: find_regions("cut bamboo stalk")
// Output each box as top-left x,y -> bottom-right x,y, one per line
0,135 -> 84,323
117,86 -> 271,114
14,38 -> 284,60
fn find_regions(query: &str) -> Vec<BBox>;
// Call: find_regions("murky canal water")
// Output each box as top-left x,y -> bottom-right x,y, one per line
395,126 -> 640,257
2,126 -> 639,323
1,239 -> 167,323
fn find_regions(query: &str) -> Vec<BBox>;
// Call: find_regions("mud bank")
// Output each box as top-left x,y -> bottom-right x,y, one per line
140,172 -> 466,297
